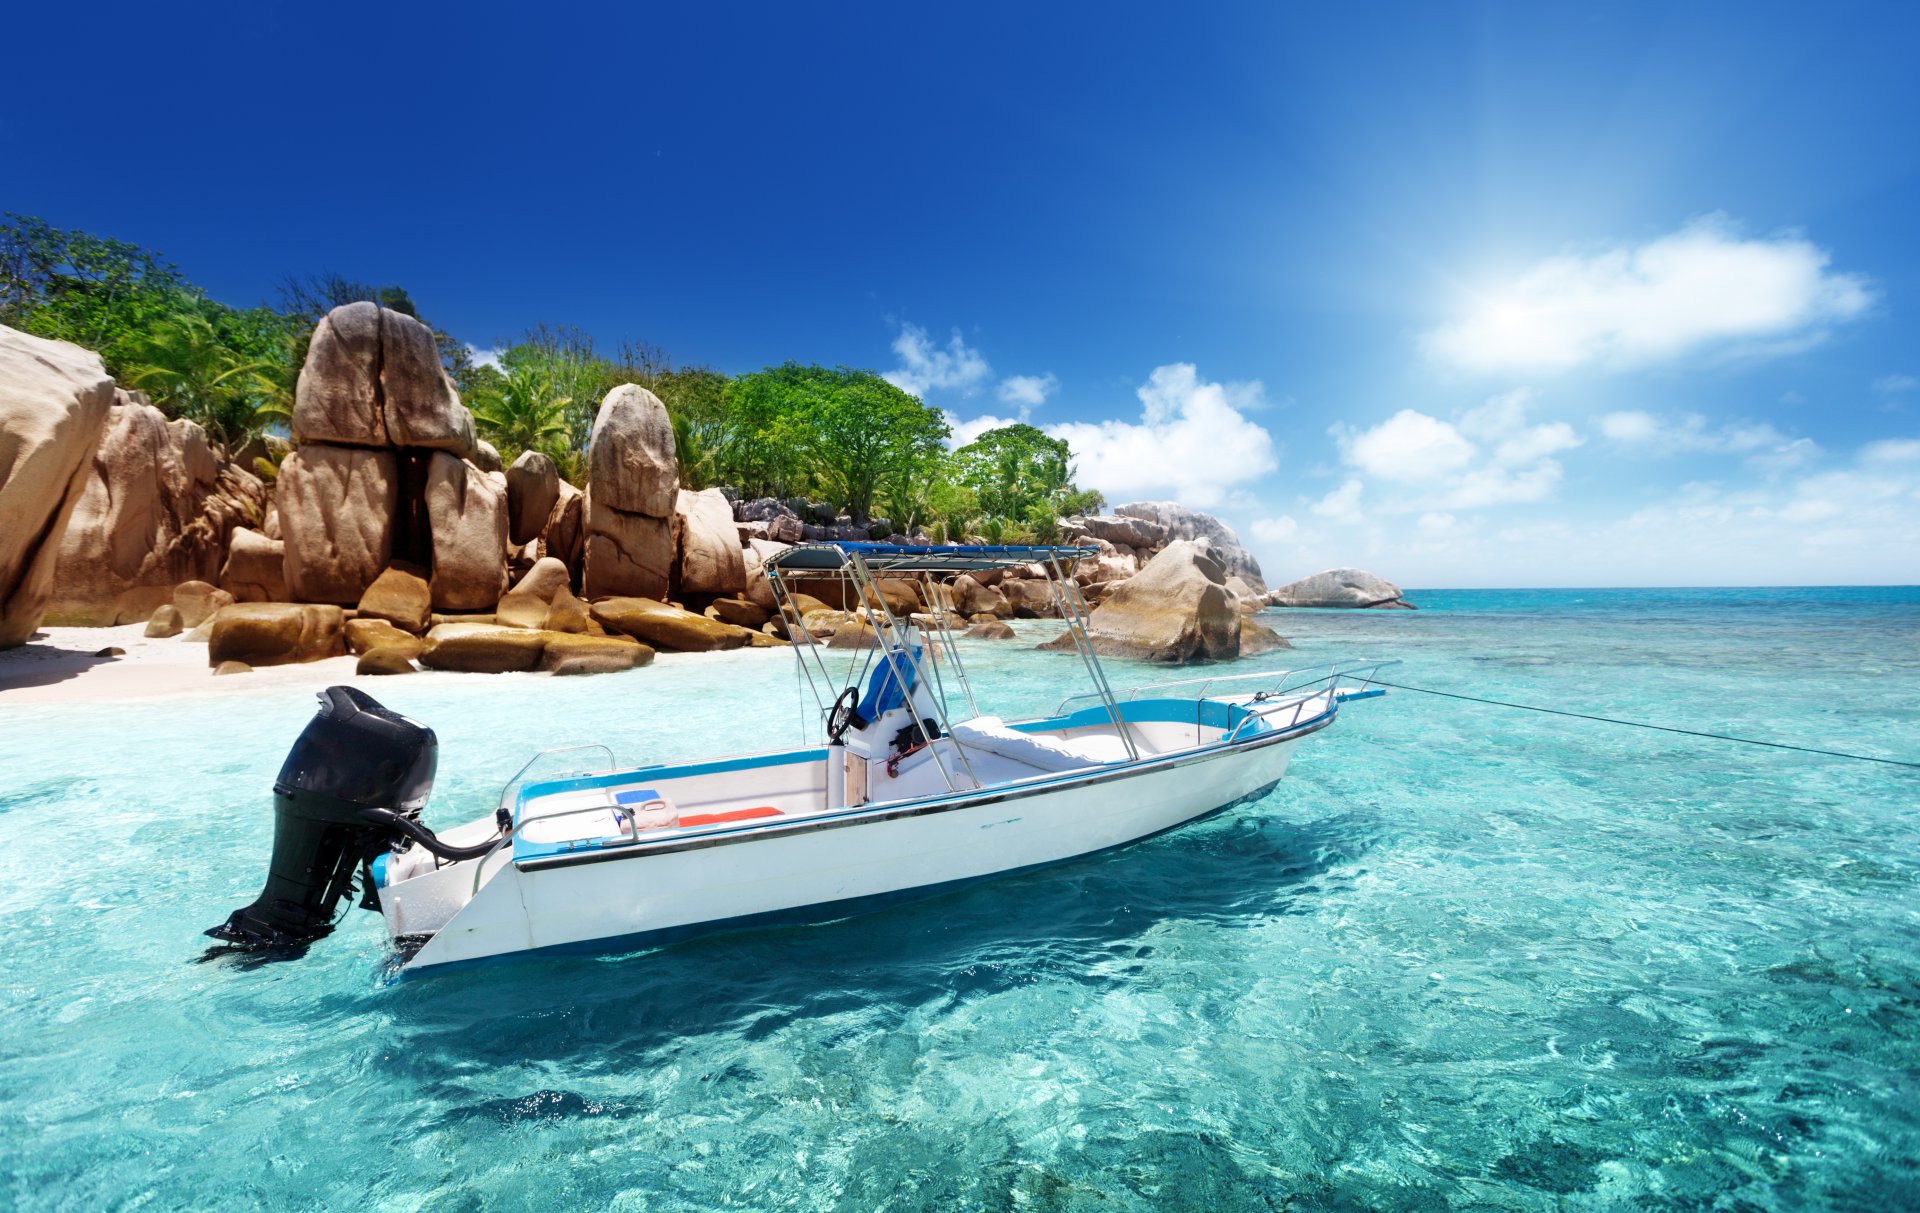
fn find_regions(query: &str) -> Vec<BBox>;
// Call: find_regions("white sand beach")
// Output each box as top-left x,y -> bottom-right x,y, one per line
0,624 -> 367,705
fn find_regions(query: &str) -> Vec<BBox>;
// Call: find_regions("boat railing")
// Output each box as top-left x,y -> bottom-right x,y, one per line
1054,658 -> 1401,716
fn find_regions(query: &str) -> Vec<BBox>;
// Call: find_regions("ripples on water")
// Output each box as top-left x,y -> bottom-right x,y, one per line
3,586 -> 1917,1209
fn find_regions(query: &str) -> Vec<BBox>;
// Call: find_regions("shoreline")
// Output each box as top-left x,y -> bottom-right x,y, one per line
0,623 -> 780,707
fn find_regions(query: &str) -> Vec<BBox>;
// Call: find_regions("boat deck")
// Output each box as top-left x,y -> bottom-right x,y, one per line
507,693 -> 1332,866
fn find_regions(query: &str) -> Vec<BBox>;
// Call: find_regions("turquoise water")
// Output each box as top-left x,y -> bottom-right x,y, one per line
4,587 -> 1918,1210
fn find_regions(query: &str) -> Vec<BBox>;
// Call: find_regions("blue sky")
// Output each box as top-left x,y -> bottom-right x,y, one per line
6,2 -> 1918,586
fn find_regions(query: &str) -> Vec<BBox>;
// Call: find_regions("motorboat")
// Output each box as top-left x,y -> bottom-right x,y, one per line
208,543 -> 1393,975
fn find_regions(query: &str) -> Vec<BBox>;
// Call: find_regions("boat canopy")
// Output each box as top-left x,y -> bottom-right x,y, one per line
769,541 -> 1097,574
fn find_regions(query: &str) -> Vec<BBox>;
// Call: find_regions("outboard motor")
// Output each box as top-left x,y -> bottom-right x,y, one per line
206,686 -> 438,950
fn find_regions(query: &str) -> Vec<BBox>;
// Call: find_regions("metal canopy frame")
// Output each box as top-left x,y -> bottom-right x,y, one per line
764,541 -> 1136,791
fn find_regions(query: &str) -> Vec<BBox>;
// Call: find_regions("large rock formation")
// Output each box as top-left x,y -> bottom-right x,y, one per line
219,528 -> 288,602
674,487 -> 746,597
291,302 -> 475,455
1112,501 -> 1267,593
1043,540 -> 1245,663
583,385 -> 679,599
44,395 -> 266,625
278,445 -> 397,603
207,603 -> 347,667
541,481 -> 585,572
589,596 -> 759,652
1269,568 -> 1412,609
1077,514 -> 1167,551
0,327 -> 117,646
425,452 -> 509,610
277,303 -> 502,607
506,450 -> 559,546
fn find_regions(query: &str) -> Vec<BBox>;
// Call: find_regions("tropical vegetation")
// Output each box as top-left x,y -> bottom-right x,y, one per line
0,215 -> 1102,540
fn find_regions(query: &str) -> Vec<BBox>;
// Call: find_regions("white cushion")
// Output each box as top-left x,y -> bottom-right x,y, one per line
950,716 -> 1131,772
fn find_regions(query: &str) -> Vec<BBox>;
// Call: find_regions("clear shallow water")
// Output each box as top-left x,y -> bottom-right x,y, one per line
4,587 -> 1918,1211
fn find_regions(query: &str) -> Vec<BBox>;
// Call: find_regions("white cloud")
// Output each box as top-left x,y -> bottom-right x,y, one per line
1861,438 -> 1920,464
1310,479 -> 1365,522
1423,215 -> 1874,374
997,373 -> 1058,409
466,344 -> 503,372
940,411 -> 1023,449
1046,364 -> 1278,509
1460,388 -> 1583,466
1748,438 -> 1821,472
884,323 -> 992,397
1338,409 -> 1475,481
1873,374 -> 1917,396
1332,391 -> 1578,513
1598,410 -> 1811,469
1250,515 -> 1299,543
1429,461 -> 1564,509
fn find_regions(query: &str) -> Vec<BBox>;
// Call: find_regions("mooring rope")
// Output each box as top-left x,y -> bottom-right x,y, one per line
1356,676 -> 1920,771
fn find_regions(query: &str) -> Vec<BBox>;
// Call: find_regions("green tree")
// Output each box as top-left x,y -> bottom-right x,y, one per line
951,423 -> 1103,537
1,213 -> 196,375
735,364 -> 950,522
122,309 -> 285,451
469,360 -> 574,462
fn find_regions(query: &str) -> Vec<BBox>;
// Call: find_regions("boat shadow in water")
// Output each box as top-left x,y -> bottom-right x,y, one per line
371,799 -> 1387,1095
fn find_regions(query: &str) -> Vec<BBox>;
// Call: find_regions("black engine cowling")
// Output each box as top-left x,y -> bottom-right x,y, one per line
206,686 -> 438,950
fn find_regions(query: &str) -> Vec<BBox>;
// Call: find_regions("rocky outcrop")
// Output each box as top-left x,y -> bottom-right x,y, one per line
1240,619 -> 1292,654
1042,540 -> 1245,663
425,452 -> 509,610
356,565 -> 433,633
418,624 -> 550,673
1268,568 -> 1411,609
416,624 -> 651,675
999,578 -> 1059,619
674,487 -> 746,597
345,617 -> 423,658
949,574 -> 1010,619
291,302 -> 385,446
541,481 -> 585,572
44,395 -> 267,625
174,582 -> 234,629
589,596 -> 758,652
1078,514 -> 1167,551
506,450 -> 559,546
509,556 -> 571,603
965,621 -> 1017,640
705,597 -> 771,630
540,633 -> 653,676
357,647 -> 418,675
218,528 -> 288,602
291,302 -> 474,456
583,385 -> 679,599
278,445 -> 397,603
0,327 -> 117,647
144,605 -> 184,638
279,303 -> 503,609
1112,501 -> 1267,593
583,495 -> 674,602
741,538 -> 790,610
207,604 -> 347,667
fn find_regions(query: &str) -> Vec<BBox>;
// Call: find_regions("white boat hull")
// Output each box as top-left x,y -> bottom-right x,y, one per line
398,723 -> 1315,974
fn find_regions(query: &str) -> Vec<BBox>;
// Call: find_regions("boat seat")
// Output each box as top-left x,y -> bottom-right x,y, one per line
949,716 -> 1133,773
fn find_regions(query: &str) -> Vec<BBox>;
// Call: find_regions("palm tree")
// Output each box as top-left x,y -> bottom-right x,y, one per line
124,309 -> 281,451
470,362 -> 572,463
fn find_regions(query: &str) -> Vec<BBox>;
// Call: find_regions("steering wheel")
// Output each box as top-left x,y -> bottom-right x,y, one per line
827,687 -> 861,742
